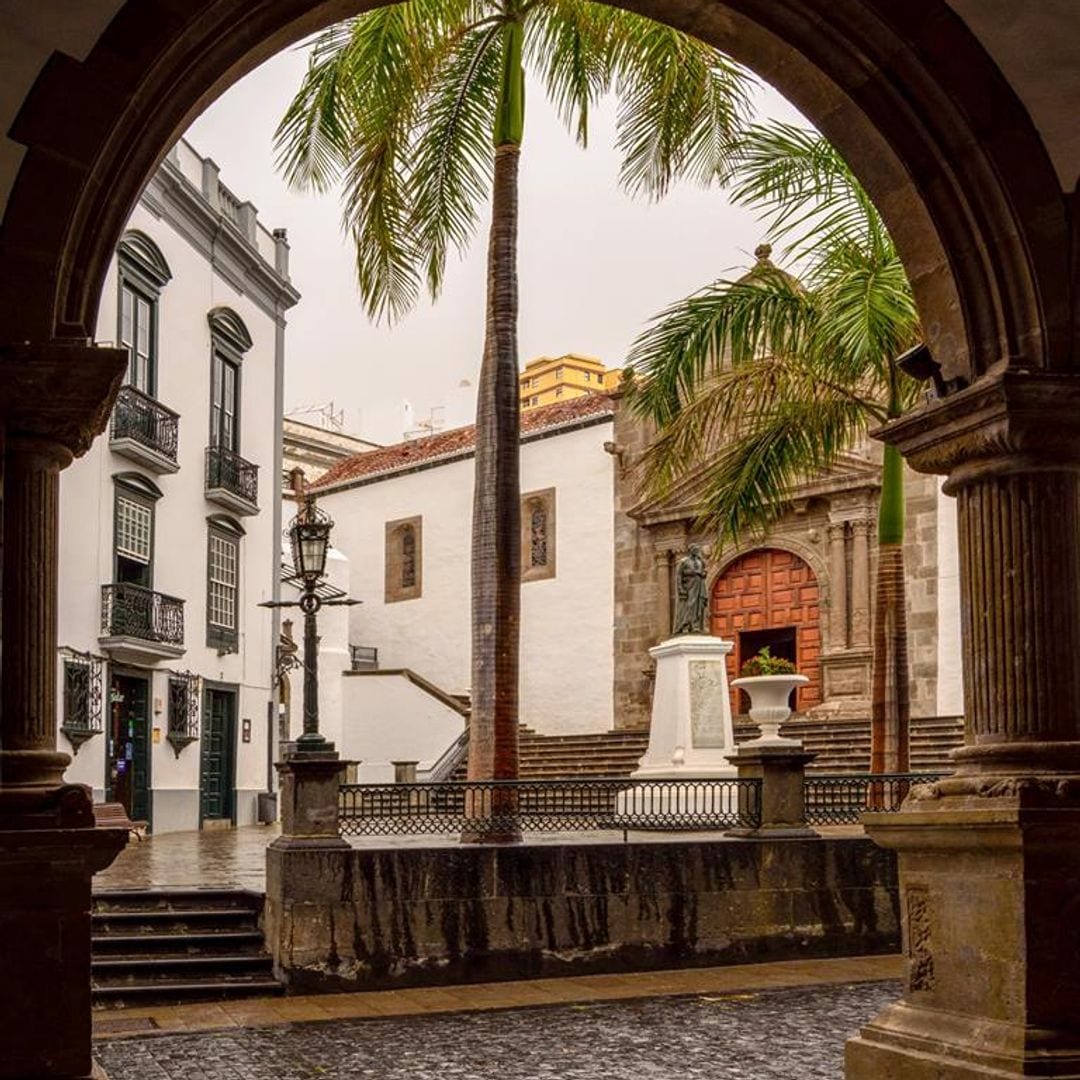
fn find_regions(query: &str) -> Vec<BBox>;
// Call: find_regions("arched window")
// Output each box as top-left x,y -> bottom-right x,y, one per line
521,489 -> 556,582
401,525 -> 416,589
117,230 -> 172,396
529,502 -> 548,568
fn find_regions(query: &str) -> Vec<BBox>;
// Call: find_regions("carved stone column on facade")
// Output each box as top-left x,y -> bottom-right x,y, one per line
653,548 -> 673,641
0,343 -> 128,1080
826,521 -> 848,652
849,518 -> 872,649
847,371 -> 1080,1080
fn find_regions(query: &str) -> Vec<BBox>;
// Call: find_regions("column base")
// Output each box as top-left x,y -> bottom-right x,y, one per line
848,1001 -> 1080,1078
846,789 -> 1080,1080
0,826 -> 127,1079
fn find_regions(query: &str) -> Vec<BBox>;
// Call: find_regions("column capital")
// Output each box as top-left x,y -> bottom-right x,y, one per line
826,521 -> 848,539
0,342 -> 127,460
874,369 -> 1080,491
849,517 -> 874,536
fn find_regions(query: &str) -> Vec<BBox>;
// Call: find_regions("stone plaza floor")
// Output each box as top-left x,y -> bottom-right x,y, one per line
95,978 -> 898,1079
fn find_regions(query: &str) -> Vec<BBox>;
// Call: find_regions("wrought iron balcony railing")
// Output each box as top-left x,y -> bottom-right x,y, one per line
100,583 -> 184,647
205,445 -> 259,509
110,384 -> 180,465
338,777 -> 762,840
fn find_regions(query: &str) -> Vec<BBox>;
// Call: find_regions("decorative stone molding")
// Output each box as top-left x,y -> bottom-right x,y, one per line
521,487 -> 556,583
384,516 -> 422,603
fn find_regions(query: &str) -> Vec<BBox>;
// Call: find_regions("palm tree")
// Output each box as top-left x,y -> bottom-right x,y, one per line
275,1 -> 752,822
628,121 -> 921,774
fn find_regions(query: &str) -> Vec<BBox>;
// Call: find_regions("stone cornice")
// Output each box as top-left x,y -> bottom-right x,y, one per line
0,344 -> 127,458
143,162 -> 300,321
874,369 -> 1080,488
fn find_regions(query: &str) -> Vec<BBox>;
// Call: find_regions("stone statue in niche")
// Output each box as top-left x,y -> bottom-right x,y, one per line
673,544 -> 709,634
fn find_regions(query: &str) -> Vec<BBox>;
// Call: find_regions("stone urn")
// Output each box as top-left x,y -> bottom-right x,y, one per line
730,673 -> 809,745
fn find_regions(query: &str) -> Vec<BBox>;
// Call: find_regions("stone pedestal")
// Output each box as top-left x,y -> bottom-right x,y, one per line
0,818 -> 126,1079
848,792 -> 1080,1078
272,753 -> 350,851
633,635 -> 737,779
725,743 -> 817,838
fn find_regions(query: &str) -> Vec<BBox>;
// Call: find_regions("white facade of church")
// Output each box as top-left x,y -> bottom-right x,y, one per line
57,139 -> 299,833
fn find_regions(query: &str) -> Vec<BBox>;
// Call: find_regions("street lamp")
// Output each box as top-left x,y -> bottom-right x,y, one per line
263,494 -> 358,756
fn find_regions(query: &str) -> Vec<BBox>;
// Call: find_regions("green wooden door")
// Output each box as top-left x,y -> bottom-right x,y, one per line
200,688 -> 236,824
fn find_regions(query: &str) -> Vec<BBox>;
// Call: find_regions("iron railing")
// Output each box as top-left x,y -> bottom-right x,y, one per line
349,644 -> 378,670
100,583 -> 184,647
205,445 -> 258,507
338,777 -> 762,839
60,648 -> 105,754
110,385 -> 179,463
166,671 -> 201,756
804,773 -> 945,825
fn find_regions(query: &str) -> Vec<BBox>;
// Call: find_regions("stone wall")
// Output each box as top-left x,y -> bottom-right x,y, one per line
266,836 -> 899,994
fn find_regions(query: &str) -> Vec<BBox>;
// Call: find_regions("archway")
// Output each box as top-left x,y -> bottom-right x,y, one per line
710,548 -> 821,713
2,4 -> 1079,1080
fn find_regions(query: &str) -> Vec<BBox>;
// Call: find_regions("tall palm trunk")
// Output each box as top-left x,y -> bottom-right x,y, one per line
465,18 -> 524,841
870,441 -> 910,777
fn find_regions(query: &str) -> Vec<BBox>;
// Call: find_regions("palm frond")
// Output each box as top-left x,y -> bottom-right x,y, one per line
409,20 -> 502,298
607,14 -> 753,199
627,271 -> 818,426
525,0 -> 611,146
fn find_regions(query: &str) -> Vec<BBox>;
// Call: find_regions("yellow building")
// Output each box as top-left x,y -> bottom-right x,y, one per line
519,353 -> 622,411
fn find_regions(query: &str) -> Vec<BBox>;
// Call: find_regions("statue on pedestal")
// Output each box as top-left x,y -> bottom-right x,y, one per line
673,544 -> 709,634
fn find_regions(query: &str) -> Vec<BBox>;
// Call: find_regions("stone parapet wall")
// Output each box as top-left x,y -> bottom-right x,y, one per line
266,836 -> 898,994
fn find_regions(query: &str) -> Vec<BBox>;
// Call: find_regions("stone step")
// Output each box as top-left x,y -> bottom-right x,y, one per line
90,888 -> 280,1007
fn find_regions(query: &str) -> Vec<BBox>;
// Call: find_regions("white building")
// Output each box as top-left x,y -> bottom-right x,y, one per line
57,139 -> 299,833
301,395 -> 618,774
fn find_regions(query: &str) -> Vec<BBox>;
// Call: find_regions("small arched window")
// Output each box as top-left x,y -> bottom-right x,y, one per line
529,503 -> 548,568
401,525 -> 417,589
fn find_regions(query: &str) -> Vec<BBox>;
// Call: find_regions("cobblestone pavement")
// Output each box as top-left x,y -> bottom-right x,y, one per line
96,980 -> 897,1079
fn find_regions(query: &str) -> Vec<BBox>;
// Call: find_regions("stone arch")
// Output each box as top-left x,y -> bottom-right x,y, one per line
710,547 -> 822,713
0,0 -> 1071,393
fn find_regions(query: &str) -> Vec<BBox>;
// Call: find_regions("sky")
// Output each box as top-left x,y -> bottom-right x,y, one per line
184,35 -> 808,446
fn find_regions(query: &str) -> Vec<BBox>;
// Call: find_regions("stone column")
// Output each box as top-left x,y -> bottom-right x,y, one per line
653,548 -> 673,640
725,743 -> 817,838
849,518 -> 872,649
827,521 -> 848,651
847,371 -> 1080,1080
0,343 -> 128,1080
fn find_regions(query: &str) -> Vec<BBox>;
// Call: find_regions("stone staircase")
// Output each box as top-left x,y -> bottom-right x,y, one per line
447,716 -> 961,782
91,887 -> 282,1007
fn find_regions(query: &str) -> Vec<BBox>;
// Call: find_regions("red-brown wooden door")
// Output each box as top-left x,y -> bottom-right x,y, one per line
710,548 -> 822,712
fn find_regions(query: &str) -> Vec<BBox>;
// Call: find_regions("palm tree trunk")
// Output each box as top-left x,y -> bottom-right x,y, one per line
464,136 -> 522,841
870,442 -> 910,778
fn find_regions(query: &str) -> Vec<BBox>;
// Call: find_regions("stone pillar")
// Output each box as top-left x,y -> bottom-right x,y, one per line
849,518 -> 872,649
725,743 -> 817,838
653,548 -> 673,640
0,343 -> 128,1079
847,372 -> 1080,1080
827,521 -> 849,651
273,755 -> 350,851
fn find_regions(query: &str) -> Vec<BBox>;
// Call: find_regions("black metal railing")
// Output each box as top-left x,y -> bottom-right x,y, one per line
338,777 -> 762,839
110,385 -> 179,463
166,671 -> 200,756
205,445 -> 258,507
100,583 -> 184,647
349,644 -> 378,670
804,773 -> 945,825
60,648 -> 105,754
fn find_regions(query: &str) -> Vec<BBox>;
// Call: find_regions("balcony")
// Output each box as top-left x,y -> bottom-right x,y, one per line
99,583 -> 185,664
205,446 -> 259,515
109,385 -> 180,474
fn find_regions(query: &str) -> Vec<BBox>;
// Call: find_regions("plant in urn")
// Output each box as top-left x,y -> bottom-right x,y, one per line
731,648 -> 808,745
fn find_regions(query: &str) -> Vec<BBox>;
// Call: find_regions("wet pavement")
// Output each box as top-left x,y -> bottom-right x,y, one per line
95,979 -> 896,1079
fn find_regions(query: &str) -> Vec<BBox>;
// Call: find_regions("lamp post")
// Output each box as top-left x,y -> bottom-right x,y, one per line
289,495 -> 334,753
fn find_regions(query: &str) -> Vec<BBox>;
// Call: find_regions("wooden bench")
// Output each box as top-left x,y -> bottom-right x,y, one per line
93,802 -> 148,840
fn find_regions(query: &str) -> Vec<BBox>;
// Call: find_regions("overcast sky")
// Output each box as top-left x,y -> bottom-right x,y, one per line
184,37 -> 808,445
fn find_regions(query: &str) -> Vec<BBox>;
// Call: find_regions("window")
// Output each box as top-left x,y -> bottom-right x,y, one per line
555,387 -> 564,398
531,395 -> 539,406
521,489 -> 556,582
401,525 -> 417,588
556,366 -> 564,378
207,308 -> 253,454
120,282 -> 155,393
116,231 -> 171,398
207,525 -> 240,651
112,475 -> 162,587
583,371 -> 591,382
167,671 -> 200,755
60,649 -> 104,754
385,516 -> 423,602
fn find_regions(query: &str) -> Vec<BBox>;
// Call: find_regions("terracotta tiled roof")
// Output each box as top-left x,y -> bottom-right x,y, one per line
314,393 -> 615,491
